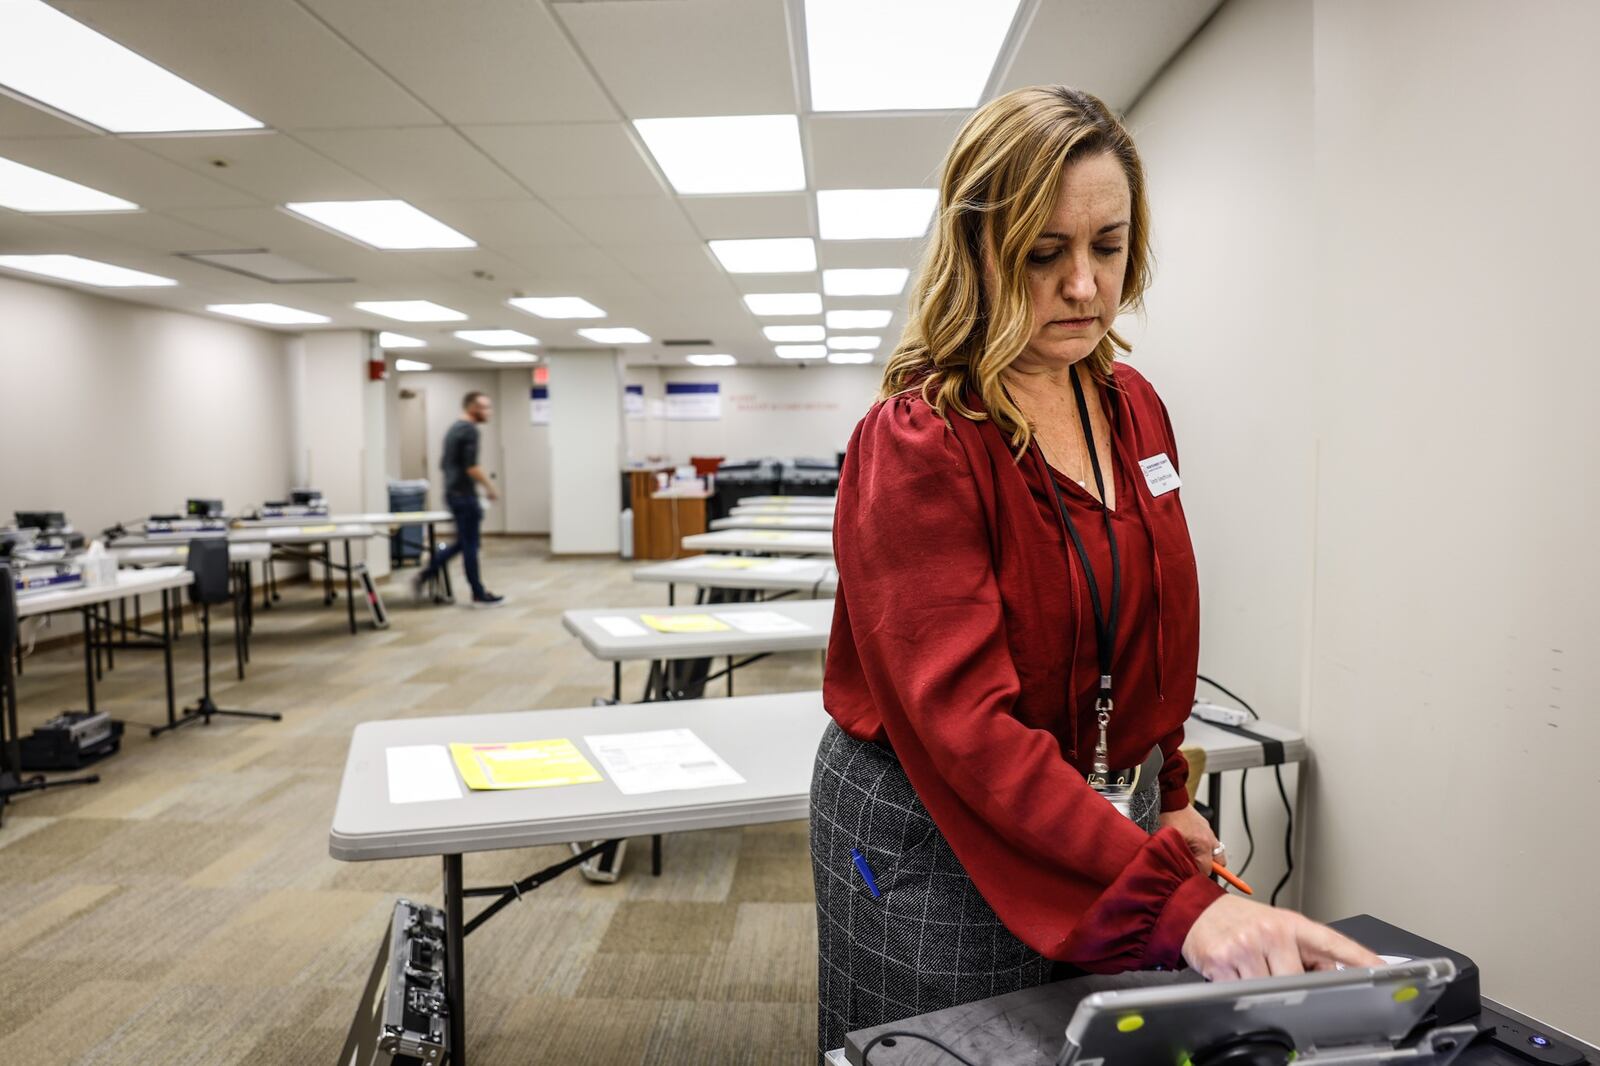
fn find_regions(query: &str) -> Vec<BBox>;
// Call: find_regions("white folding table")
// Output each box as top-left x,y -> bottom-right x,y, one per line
327,692 -> 830,1066
563,598 -> 834,702
234,510 -> 456,601
633,554 -> 837,605
710,513 -> 833,532
682,528 -> 834,557
734,495 -> 836,509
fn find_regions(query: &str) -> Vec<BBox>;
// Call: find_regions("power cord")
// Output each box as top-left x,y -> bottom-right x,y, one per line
1195,675 -> 1294,906
861,1030 -> 980,1065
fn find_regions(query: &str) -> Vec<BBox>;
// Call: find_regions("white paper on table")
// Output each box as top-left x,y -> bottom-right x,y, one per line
713,610 -> 810,634
593,615 -> 649,638
583,728 -> 746,795
386,745 -> 464,804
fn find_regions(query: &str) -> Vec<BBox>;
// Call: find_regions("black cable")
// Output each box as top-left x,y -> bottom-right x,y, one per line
1236,768 -> 1255,878
861,1030 -> 980,1066
1195,674 -> 1259,719
1270,764 -> 1295,906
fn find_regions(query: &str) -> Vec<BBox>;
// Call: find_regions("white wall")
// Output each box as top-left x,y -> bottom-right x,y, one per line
496,366 -> 551,534
1122,0 -> 1314,913
0,274 -> 293,535
403,368 -> 505,533
548,350 -> 624,553
624,364 -> 878,464
1128,0 -> 1599,1038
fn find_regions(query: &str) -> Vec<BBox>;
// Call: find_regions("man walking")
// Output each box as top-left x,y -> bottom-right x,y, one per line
415,390 -> 505,607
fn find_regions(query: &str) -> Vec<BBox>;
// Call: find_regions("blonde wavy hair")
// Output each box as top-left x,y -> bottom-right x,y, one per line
880,85 -> 1153,451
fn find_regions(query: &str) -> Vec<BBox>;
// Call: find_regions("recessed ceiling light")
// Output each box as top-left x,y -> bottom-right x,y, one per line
709,238 -> 816,274
377,331 -> 426,349
0,155 -> 137,213
775,344 -> 827,360
471,349 -> 539,364
508,296 -> 606,319
743,292 -> 822,316
634,115 -> 805,195
0,254 -> 175,287
578,327 -> 651,344
818,188 -> 938,240
823,268 -> 909,296
826,309 -> 893,329
827,335 -> 882,350
207,303 -> 331,325
687,354 -> 738,367
0,0 -> 264,133
394,358 -> 432,372
763,324 -> 825,342
828,352 -> 874,365
804,0 -> 1023,112
354,300 -> 467,322
284,200 -> 475,250
454,328 -> 538,346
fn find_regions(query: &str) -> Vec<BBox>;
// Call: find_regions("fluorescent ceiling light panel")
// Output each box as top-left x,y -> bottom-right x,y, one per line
804,0 -> 1023,112
577,327 -> 650,344
508,296 -> 605,319
0,155 -> 137,212
0,0 -> 263,132
775,344 -> 827,360
826,309 -> 893,329
285,200 -> 475,250
394,358 -> 432,372
709,237 -> 815,274
687,354 -> 737,367
471,349 -> 538,364
743,292 -> 822,316
818,188 -> 938,240
377,331 -> 426,349
828,352 -> 874,365
354,300 -> 467,322
207,303 -> 330,325
823,268 -> 909,296
763,324 -> 825,342
827,335 -> 881,350
454,328 -> 538,346
0,253 -> 174,287
634,114 -> 805,195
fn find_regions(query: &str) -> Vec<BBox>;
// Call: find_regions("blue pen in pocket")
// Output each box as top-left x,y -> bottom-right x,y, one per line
849,847 -> 881,899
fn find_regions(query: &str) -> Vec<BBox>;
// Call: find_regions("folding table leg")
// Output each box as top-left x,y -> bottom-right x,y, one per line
443,854 -> 467,1066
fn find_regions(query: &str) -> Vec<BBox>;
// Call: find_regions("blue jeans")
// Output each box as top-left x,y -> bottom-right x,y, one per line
426,493 -> 485,598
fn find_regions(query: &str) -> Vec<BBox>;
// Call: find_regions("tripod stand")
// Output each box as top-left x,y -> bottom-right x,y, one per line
0,565 -> 99,828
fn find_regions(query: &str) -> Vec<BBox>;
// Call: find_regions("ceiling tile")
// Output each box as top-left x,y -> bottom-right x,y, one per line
548,196 -> 701,246
807,113 -> 967,189
819,238 -> 926,271
167,205 -> 376,252
137,132 -> 386,202
413,199 -> 589,249
998,0 -> 1223,111
0,137 -> 258,210
680,194 -> 813,240
299,0 -> 615,124
50,212 -> 240,254
555,0 -> 797,118
296,127 -> 527,201
460,123 -> 662,200
52,0 -> 439,129
0,93 -> 98,139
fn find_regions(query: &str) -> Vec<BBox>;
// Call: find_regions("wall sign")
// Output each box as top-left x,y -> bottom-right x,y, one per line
625,383 -> 645,419
665,381 -> 720,421
530,384 -> 550,425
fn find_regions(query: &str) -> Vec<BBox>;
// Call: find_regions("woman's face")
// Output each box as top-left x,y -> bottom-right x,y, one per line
1011,151 -> 1131,372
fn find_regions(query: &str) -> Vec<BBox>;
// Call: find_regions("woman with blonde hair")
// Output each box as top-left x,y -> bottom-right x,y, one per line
811,85 -> 1377,1055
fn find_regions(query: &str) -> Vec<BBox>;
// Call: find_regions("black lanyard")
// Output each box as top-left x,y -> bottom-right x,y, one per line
1041,369 -> 1121,786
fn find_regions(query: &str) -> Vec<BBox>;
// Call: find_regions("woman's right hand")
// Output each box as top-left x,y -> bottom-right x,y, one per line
1181,895 -> 1383,980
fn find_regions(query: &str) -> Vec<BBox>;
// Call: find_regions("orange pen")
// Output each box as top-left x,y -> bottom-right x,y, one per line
1212,862 -> 1254,895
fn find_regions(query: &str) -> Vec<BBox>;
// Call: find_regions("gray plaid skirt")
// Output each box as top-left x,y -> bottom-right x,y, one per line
809,720 -> 1160,1059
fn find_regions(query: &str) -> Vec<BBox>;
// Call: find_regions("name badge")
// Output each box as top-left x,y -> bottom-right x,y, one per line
1138,453 -> 1182,498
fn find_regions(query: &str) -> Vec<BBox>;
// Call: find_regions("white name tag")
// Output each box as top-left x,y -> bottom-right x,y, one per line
1138,453 -> 1182,497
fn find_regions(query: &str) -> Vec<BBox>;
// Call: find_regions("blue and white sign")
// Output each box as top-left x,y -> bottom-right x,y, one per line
625,383 -> 645,419
665,381 -> 720,421
529,385 -> 550,425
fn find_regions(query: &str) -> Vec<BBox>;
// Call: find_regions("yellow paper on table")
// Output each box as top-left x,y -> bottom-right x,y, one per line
450,738 -> 602,790
639,613 -> 731,634
754,516 -> 782,524
704,558 -> 759,570
302,524 -> 337,534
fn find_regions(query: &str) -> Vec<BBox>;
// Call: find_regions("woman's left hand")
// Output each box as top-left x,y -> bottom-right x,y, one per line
1158,804 -> 1222,872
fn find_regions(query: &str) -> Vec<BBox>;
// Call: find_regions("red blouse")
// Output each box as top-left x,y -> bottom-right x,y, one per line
823,363 -> 1223,972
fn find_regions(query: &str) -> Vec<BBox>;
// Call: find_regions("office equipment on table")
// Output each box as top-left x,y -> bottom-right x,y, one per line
149,540 -> 281,738
0,564 -> 100,825
837,916 -> 1596,1066
139,514 -> 229,536
186,498 -> 224,518
256,488 -> 329,519
329,692 -> 830,1066
338,898 -> 450,1066
4,513 -> 89,595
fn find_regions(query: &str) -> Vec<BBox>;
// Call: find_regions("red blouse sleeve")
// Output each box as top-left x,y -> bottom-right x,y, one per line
827,397 -> 1221,971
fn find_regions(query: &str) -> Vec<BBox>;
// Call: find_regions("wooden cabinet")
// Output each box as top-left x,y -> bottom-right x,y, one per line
628,471 -> 709,559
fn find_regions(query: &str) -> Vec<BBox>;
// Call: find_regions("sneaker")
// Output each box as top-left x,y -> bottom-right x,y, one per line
470,592 -> 507,609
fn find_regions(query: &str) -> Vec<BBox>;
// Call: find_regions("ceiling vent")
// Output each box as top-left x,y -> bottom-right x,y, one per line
662,338 -> 714,347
